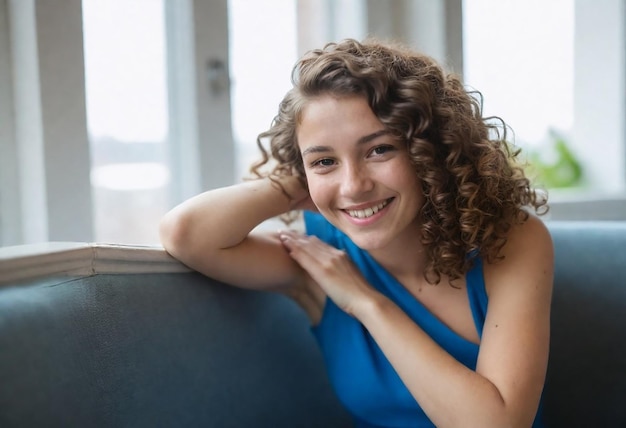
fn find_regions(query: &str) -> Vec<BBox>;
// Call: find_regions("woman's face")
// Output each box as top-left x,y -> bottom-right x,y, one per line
296,95 -> 424,254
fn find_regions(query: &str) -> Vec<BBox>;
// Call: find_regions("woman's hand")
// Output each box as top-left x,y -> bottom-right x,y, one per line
278,230 -> 377,315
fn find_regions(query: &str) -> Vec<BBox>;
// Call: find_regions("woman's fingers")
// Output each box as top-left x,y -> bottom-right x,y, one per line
278,230 -> 373,313
279,230 -> 344,278
279,231 -> 339,265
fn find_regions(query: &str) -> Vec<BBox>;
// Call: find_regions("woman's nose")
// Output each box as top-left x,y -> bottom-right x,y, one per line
339,164 -> 374,197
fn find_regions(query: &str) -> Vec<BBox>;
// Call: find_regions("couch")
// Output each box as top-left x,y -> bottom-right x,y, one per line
0,221 -> 625,427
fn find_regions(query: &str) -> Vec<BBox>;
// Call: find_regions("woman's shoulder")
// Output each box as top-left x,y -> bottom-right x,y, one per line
482,213 -> 554,295
507,213 -> 553,255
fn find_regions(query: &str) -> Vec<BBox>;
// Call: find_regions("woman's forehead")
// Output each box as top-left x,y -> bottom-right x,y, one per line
297,96 -> 383,144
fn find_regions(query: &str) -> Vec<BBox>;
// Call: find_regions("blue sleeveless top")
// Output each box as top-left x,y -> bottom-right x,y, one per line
305,212 -> 545,428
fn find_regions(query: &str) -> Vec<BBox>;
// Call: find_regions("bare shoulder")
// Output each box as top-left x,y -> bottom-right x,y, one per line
476,213 -> 554,424
483,213 -> 554,296
507,212 -> 553,255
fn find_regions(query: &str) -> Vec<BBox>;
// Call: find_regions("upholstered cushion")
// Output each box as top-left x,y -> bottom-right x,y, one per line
1,221 -> 626,427
0,273 -> 352,427
543,222 -> 626,427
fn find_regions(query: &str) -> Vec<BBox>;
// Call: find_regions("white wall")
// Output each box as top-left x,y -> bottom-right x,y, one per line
365,0 -> 463,73
572,0 -> 626,194
0,0 -> 20,245
192,0 -> 235,194
165,0 -> 235,203
35,0 -> 94,242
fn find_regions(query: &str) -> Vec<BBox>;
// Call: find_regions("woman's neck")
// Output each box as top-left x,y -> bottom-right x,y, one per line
368,231 -> 429,284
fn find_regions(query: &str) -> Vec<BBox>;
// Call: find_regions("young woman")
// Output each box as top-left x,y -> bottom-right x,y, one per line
160,39 -> 553,428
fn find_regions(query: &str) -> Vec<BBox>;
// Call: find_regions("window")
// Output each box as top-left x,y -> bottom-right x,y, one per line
1,0 -> 623,249
227,0 -> 298,181
463,0 -> 576,187
463,0 -> 626,203
83,0 -> 171,244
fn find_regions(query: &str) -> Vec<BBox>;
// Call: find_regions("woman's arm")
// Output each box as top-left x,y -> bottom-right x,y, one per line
159,176 -> 310,293
280,215 -> 553,427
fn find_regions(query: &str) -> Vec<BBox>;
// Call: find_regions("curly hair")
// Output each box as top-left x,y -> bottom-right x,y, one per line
252,38 -> 548,284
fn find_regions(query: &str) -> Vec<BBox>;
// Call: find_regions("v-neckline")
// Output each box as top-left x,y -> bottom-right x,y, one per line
357,247 -> 482,348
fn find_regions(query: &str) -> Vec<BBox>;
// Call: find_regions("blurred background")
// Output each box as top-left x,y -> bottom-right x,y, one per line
0,0 -> 624,247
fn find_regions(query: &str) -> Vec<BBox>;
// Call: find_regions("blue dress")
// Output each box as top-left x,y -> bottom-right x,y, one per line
305,212 -> 545,428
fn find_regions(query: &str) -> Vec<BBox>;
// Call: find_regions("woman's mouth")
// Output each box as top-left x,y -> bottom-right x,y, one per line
344,198 -> 392,219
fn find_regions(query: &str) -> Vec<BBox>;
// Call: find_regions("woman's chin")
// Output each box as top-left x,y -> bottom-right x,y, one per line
343,230 -> 390,252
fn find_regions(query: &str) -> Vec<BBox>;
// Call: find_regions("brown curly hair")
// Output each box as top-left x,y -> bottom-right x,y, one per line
252,38 -> 547,284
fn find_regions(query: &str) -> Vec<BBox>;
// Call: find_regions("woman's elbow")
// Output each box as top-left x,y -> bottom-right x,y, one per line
159,210 -> 190,258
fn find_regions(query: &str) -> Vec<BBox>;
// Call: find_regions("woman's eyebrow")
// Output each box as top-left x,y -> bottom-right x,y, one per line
357,129 -> 389,145
301,129 -> 389,158
301,145 -> 331,158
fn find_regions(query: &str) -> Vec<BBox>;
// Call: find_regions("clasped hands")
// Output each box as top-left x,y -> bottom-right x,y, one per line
279,230 -> 379,317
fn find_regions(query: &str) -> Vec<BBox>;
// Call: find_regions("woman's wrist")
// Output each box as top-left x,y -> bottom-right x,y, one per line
348,287 -> 389,321
270,175 -> 310,211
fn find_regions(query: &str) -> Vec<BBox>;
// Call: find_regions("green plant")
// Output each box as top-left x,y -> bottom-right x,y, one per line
526,129 -> 583,189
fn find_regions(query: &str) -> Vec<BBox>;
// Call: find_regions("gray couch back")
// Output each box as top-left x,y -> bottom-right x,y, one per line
1,221 -> 625,427
543,222 -> 626,427
0,273 -> 352,427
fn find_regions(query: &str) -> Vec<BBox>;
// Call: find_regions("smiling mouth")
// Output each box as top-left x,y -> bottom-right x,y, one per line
345,198 -> 392,219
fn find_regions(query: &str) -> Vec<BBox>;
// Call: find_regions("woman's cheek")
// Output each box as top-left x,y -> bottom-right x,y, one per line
307,186 -> 324,210
307,187 -> 323,212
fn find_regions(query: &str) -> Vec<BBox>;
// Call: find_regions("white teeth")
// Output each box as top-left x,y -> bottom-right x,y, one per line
347,200 -> 389,219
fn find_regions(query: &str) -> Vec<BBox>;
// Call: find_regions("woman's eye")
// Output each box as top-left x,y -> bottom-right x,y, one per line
371,145 -> 395,156
312,158 -> 335,167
